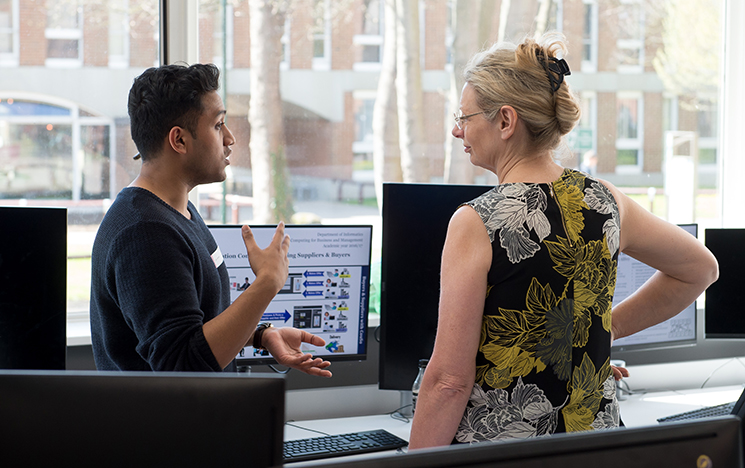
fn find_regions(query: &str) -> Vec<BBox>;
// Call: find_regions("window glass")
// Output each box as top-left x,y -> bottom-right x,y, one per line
1,0 -> 728,332
0,0 -> 158,331
617,97 -> 639,139
194,0 -> 726,319
0,0 -> 15,55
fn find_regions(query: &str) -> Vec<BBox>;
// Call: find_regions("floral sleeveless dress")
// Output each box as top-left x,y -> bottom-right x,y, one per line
455,168 -> 621,443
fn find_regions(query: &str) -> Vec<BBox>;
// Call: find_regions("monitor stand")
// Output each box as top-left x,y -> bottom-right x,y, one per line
399,390 -> 413,417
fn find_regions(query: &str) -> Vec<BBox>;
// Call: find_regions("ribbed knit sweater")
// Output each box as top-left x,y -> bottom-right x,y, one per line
90,187 -> 232,371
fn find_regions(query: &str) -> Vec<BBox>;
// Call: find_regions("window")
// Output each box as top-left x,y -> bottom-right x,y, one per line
1,0 -> 736,339
0,0 -> 18,65
616,93 -> 644,170
353,0 -> 383,70
280,16 -> 290,69
568,91 -> 597,173
616,0 -> 644,72
312,0 -> 330,70
697,98 -> 718,165
581,0 -> 597,72
0,0 -> 159,334
108,0 -> 129,68
45,0 -> 83,67
210,1 -> 233,69
353,92 -> 375,157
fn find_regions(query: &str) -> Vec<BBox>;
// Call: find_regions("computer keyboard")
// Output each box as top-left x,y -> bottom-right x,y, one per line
657,401 -> 736,423
283,428 -> 408,463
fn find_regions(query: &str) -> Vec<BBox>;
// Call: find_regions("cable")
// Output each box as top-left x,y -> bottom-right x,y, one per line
700,357 -> 737,388
285,421 -> 330,437
387,404 -> 413,423
268,364 -> 291,374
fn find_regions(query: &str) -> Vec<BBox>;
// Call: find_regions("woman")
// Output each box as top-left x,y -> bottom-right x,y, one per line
408,33 -> 718,448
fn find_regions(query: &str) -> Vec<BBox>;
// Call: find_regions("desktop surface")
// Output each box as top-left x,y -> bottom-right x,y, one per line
284,384 -> 745,466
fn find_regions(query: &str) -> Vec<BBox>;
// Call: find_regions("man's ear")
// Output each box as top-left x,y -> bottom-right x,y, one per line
168,126 -> 188,155
497,106 -> 519,140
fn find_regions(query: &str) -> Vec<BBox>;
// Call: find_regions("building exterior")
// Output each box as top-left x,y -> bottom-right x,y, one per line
0,0 -> 720,206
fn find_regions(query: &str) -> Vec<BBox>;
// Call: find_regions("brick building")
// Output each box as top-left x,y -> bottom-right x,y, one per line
0,0 -> 720,202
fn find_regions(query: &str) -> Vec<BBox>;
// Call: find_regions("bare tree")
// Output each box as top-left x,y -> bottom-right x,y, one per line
444,0 -> 483,184
652,0 -> 721,109
248,0 -> 294,223
372,0 -> 402,208
395,0 -> 428,183
498,0 -> 540,43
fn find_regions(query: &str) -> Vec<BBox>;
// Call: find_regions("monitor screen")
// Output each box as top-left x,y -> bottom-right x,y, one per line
611,224 -> 698,351
379,183 -> 492,390
208,224 -> 373,365
704,228 -> 745,338
0,370 -> 285,468
308,416 -> 743,468
0,206 -> 67,370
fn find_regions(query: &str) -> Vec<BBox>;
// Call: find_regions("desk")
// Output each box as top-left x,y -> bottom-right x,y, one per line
617,384 -> 744,427
283,385 -> 744,465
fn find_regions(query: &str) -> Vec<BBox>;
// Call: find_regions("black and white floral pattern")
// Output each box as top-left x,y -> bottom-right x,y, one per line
454,169 -> 622,443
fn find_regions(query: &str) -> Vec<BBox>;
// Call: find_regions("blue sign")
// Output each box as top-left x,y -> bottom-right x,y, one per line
261,310 -> 292,322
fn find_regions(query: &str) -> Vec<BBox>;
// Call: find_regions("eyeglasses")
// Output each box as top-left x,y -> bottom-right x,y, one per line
453,111 -> 485,130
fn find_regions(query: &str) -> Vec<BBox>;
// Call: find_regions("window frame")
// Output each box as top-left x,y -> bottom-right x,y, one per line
616,91 -> 644,173
44,1 -> 84,68
0,0 -> 19,66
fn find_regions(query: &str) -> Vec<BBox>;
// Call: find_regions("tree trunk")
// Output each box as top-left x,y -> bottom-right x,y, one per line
248,0 -> 294,223
444,0 -> 481,184
373,0 -> 402,208
534,0 -> 553,39
395,0 -> 428,183
499,0 -> 539,43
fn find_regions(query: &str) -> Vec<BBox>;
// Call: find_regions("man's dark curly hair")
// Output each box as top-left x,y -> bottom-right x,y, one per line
127,63 -> 220,160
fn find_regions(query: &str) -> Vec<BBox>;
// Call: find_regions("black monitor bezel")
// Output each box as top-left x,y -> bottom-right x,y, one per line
379,183 -> 493,390
704,228 -> 745,339
0,206 -> 67,371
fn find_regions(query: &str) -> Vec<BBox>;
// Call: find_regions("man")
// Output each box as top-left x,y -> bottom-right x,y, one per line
90,63 -> 331,376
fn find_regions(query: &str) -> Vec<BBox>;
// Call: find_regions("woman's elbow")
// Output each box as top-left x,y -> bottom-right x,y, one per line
426,370 -> 474,399
701,249 -> 719,288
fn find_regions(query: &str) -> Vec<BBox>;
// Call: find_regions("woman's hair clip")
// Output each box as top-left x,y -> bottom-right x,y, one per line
536,51 -> 571,93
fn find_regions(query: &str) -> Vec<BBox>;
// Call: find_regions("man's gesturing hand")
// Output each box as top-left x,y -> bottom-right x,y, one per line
241,222 -> 291,293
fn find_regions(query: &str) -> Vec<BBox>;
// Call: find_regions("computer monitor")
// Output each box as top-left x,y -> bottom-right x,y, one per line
379,183 -> 492,390
610,224 -> 698,354
0,206 -> 67,370
704,228 -> 745,338
208,224 -> 373,365
309,417 -> 743,468
0,370 -> 285,468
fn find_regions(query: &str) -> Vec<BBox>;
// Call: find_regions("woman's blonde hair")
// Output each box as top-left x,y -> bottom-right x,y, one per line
463,32 -> 581,153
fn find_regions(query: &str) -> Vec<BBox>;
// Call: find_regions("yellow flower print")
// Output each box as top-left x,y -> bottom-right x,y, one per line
551,177 -> 589,244
562,354 -> 613,432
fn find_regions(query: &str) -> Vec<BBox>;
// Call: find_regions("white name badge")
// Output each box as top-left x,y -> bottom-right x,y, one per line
211,245 -> 224,268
